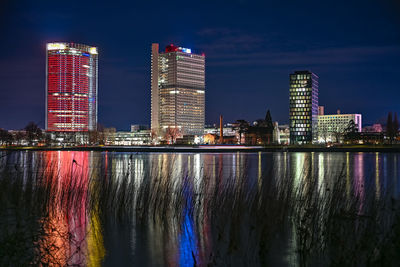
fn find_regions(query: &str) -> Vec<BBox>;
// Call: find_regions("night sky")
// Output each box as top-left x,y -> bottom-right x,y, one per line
1,0 -> 399,130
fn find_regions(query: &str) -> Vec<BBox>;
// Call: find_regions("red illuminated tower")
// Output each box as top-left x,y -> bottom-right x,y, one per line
46,42 -> 98,132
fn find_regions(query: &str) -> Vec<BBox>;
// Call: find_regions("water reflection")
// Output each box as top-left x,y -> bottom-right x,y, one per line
375,152 -> 380,199
354,153 -> 365,211
37,151 -> 104,266
1,151 -> 400,266
179,175 -> 197,266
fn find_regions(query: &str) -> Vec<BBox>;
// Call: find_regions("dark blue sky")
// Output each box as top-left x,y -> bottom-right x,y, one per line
1,0 -> 399,130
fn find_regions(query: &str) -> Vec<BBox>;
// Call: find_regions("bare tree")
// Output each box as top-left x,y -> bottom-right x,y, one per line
24,122 -> 43,145
44,132 -> 53,147
386,112 -> 393,144
235,120 -> 249,145
151,129 -> 158,144
393,113 -> 399,143
344,119 -> 358,144
319,128 -> 329,144
0,129 -> 13,146
332,128 -> 344,144
164,127 -> 181,144
14,131 -> 26,146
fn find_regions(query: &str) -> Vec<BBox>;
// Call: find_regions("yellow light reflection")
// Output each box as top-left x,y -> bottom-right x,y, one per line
86,210 -> 105,267
318,153 -> 324,194
258,152 -> 262,191
294,153 -> 305,188
346,152 -> 350,198
375,152 -> 380,199
236,152 -> 240,182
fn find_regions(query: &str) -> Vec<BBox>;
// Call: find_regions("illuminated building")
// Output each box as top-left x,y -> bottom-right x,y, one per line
289,71 -> 319,144
130,124 -> 149,132
363,123 -> 383,133
272,122 -> 280,144
318,106 -> 324,115
317,112 -> 362,143
46,42 -> 98,132
104,130 -> 151,146
278,124 -> 290,145
151,43 -> 205,137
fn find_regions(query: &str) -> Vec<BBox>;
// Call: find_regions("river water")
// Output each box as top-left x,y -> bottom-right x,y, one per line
0,151 -> 399,266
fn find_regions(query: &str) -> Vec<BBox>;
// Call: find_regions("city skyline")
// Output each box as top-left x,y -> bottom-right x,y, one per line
0,0 -> 399,130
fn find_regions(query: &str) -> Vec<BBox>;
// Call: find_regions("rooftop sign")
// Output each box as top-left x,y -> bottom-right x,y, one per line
47,43 -> 66,50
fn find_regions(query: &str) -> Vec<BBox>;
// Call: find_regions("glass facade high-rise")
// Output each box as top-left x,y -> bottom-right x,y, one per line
289,71 -> 319,144
46,42 -> 98,132
151,43 -> 205,136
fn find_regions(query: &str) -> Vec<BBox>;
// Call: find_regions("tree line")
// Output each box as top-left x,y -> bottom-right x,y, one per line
0,122 -> 109,147
386,112 -> 399,144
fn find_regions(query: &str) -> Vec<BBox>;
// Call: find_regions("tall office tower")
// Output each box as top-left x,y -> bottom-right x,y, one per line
289,71 -> 319,144
151,43 -> 160,134
151,43 -> 205,136
46,42 -> 98,132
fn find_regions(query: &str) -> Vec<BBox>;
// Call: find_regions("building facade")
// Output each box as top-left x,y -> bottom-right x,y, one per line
278,124 -> 290,145
318,106 -> 325,116
151,43 -> 205,137
131,124 -> 149,132
104,131 -> 151,146
289,71 -> 319,144
317,113 -> 362,143
46,42 -> 98,132
363,124 -> 383,133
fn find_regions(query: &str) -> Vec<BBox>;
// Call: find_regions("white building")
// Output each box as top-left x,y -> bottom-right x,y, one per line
317,113 -> 362,143
277,124 -> 290,145
105,131 -> 151,146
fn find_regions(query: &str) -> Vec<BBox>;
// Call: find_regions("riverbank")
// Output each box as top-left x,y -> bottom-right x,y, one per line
1,145 -> 400,153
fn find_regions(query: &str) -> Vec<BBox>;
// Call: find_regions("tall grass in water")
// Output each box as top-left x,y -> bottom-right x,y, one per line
292,161 -> 400,266
0,151 -> 101,266
0,151 -> 399,266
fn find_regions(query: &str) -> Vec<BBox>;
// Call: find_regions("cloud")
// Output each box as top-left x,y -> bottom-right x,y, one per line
196,28 -> 400,67
214,46 -> 400,66
197,27 -> 265,52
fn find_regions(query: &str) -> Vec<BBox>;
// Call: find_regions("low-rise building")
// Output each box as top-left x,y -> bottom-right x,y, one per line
131,124 -> 149,132
203,133 -> 215,144
317,112 -> 362,143
176,135 -> 195,145
203,133 -> 238,144
204,124 -> 237,136
47,131 -> 90,146
363,124 -> 383,133
105,130 -> 151,146
277,124 -> 290,145
203,124 -> 239,144
244,127 -> 272,145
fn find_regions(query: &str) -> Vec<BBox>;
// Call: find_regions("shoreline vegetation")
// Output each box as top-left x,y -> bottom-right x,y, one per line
1,144 -> 400,153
